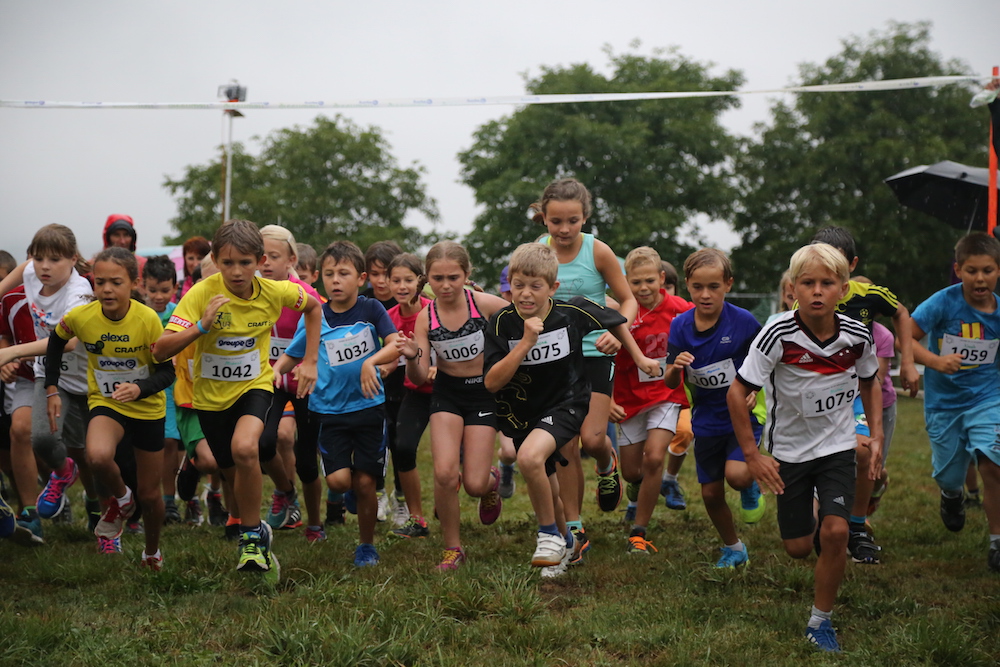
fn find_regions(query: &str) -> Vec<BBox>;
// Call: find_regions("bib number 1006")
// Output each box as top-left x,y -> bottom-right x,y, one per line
439,342 -> 480,361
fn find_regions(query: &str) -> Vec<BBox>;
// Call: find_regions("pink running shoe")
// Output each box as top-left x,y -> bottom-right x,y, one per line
478,467 -> 503,526
36,457 -> 79,519
436,547 -> 466,571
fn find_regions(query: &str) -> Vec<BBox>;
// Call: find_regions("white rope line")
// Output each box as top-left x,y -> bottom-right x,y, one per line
0,75 -> 987,111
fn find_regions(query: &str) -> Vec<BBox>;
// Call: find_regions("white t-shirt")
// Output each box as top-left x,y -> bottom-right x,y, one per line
23,262 -> 91,394
736,311 -> 878,464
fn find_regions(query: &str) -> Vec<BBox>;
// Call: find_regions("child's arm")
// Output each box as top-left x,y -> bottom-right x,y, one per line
727,379 -> 783,495
43,331 -> 71,434
858,375 -> 884,482
272,352 -> 300,378
664,351 -> 693,389
111,361 -> 176,404
910,320 -> 963,374
484,317 -> 542,393
608,399 -> 627,423
0,337 -> 76,367
892,303 -> 920,396
360,333 -> 400,399
153,294 -> 230,362
0,261 -> 28,299
292,295 -> 322,397
607,321 -> 661,378
402,310 -> 432,387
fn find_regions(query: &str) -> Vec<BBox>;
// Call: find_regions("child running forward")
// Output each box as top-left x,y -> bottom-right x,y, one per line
154,219 -> 321,581
485,243 -> 661,578
46,248 -> 175,566
397,241 -> 509,571
611,247 -> 693,555
274,241 -> 400,567
728,243 -> 882,653
664,249 -> 766,569
909,232 -> 1000,572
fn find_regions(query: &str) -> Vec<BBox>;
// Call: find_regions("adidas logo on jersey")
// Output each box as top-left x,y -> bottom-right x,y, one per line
541,415 -> 554,425
832,496 -> 845,506
798,352 -> 814,364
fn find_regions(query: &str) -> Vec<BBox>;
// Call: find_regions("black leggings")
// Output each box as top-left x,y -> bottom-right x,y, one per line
393,389 -> 431,473
260,388 -> 320,484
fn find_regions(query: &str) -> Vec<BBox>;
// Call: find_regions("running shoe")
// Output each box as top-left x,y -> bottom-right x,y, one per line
391,515 -> 429,539
848,529 -> 882,564
280,500 -> 302,531
627,534 -> 658,556
206,490 -> 228,527
353,543 -> 380,567
267,490 -> 295,529
661,479 -> 687,510
478,467 -> 503,525
85,495 -> 101,532
140,551 -> 164,572
940,492 -> 966,532
625,480 -> 641,504
390,496 -> 409,528
596,449 -> 623,512
13,509 -> 44,546
95,492 -> 137,539
185,498 -> 204,526
325,500 -> 345,526
531,531 -> 567,567
805,619 -> 841,653
36,457 -> 78,519
51,493 -> 73,524
541,533 -> 574,579
739,481 -> 766,524
623,504 -> 637,524
237,523 -> 277,577
715,544 -> 749,569
97,535 -> 123,554
126,520 -> 144,535
223,522 -> 241,541
498,463 -> 516,499
436,547 -> 465,571
163,499 -> 182,525
867,475 -> 889,516
376,490 -> 389,523
989,540 -> 1000,573
344,489 -> 357,515
965,489 -> 982,509
568,527 -> 591,566
305,526 -> 327,543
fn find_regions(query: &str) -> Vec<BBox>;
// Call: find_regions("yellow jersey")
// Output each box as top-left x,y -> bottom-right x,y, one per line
166,273 -> 307,411
56,299 -> 166,420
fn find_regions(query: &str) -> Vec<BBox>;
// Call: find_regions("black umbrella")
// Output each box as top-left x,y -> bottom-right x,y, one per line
884,160 -> 998,232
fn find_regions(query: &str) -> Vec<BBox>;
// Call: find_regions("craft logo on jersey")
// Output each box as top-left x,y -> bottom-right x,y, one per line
216,336 -> 255,351
214,311 -> 232,330
98,357 -> 137,370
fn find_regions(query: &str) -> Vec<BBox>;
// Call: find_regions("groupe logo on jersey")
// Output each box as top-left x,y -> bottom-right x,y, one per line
216,337 -> 255,350
98,357 -> 137,370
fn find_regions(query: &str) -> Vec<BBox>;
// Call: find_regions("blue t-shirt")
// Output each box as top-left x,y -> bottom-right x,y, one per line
911,283 -> 1000,412
666,301 -> 762,437
285,296 -> 397,415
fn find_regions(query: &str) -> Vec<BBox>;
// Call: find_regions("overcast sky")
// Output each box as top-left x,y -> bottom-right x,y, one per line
0,1 -> 995,260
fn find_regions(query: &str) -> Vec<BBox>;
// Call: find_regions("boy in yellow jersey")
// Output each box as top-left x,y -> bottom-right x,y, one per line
154,220 -> 321,580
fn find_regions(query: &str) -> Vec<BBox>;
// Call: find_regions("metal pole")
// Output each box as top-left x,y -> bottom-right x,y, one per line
224,111 -> 233,222
989,65 -> 998,236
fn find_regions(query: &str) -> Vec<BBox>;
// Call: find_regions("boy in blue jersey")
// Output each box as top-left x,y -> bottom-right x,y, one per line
910,232 -> 1000,572
275,241 -> 399,567
664,249 -> 766,569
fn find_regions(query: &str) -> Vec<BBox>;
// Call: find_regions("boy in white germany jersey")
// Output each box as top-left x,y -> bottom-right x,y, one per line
728,243 -> 882,653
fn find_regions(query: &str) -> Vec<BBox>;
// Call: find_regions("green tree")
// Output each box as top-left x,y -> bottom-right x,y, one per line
459,46 -> 744,285
164,115 -> 439,252
731,22 -> 985,308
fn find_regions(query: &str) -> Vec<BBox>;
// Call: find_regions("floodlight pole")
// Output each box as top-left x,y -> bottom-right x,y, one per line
224,111 -> 234,222
989,65 -> 998,236
218,81 -> 246,225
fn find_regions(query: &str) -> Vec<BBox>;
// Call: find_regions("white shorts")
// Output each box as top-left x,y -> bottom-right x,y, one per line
618,402 -> 681,446
6,377 -> 34,414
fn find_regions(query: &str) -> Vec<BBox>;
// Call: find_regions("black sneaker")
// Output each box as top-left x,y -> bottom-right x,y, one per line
595,450 -> 623,513
164,500 -> 182,525
325,500 -> 345,526
222,523 -> 241,541
206,491 -> 228,527
848,528 -> 882,564
989,540 -> 1000,573
85,496 -> 101,532
940,492 -> 966,532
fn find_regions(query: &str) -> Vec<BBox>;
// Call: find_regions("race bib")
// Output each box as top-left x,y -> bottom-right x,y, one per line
93,358 -> 149,398
801,374 -> 857,418
639,357 -> 668,383
510,328 -> 570,367
270,336 -> 292,361
687,358 -> 734,389
432,330 -> 484,363
187,358 -> 195,379
325,329 -> 376,367
201,350 -> 260,382
941,334 -> 999,366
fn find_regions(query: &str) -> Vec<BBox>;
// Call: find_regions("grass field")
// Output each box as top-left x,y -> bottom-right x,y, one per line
2,396 -> 999,666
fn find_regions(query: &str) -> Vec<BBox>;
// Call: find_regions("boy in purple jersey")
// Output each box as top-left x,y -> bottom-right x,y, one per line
729,243 -> 881,653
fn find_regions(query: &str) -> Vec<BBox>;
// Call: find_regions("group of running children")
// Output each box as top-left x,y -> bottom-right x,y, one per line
1,178 -> 999,653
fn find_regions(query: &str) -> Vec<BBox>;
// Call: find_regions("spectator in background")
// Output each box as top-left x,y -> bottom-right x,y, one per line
178,236 -> 211,300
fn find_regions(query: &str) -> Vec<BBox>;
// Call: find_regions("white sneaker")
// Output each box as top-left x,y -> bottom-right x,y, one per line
391,498 -> 409,528
376,491 -> 389,523
541,532 -> 574,578
531,531 -> 567,567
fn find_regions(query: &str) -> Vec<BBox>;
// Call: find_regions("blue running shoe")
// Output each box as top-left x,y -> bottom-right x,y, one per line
805,619 -> 841,652
715,544 -> 749,568
14,509 -> 44,546
354,542 -> 379,567
661,479 -> 687,510
623,504 -> 637,524
740,481 -> 766,524
37,457 -> 78,519
344,489 -> 357,515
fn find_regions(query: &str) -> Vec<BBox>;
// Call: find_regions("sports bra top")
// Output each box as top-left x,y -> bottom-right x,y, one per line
428,290 -> 487,363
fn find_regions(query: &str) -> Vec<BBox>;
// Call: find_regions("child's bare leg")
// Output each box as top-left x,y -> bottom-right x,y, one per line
556,437 -> 583,522
135,448 -> 164,556
814,516 -> 849,612
230,415 -> 265,526
635,430 -> 671,528
978,457 -> 1000,534
518,430 -> 558,525
702,479 -> 738,546
459,425 -> 496,498
354,470 -> 377,544
430,412 -> 463,549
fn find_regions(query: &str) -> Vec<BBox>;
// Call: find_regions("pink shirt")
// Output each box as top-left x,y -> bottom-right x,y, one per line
387,295 -> 433,393
271,274 -> 321,393
872,321 -> 896,408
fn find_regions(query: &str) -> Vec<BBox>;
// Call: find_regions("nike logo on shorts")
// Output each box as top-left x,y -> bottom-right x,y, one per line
478,411 -> 493,417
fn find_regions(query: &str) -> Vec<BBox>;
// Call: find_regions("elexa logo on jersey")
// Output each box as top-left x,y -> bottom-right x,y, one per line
216,337 -> 256,350
101,333 -> 130,342
98,357 -> 137,370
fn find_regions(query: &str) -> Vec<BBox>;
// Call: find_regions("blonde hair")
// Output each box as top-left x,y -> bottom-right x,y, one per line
777,269 -> 794,312
788,243 -> 849,284
259,225 -> 297,259
624,246 -> 662,275
683,248 -> 732,282
508,243 -> 558,287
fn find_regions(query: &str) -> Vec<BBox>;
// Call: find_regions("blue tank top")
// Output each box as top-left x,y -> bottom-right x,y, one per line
541,232 -> 609,357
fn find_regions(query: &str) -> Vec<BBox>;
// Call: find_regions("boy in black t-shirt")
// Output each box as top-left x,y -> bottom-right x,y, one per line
484,243 -> 661,578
